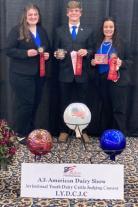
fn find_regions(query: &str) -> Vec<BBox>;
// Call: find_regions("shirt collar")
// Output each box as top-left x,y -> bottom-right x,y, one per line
69,22 -> 80,29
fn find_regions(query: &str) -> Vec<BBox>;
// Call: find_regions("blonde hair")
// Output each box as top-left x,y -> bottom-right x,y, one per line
67,1 -> 82,10
19,4 -> 41,41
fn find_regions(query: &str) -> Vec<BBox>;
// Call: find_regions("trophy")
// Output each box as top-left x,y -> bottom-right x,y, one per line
54,49 -> 67,60
38,47 -> 46,77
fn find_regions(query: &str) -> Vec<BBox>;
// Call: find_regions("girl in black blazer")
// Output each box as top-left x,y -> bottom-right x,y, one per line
6,4 -> 50,143
91,17 -> 132,135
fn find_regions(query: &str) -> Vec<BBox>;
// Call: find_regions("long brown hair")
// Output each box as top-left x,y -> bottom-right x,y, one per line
19,4 -> 41,41
95,17 -> 122,52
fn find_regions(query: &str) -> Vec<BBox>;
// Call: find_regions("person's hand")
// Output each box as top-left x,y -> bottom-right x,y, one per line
77,49 -> 88,57
27,49 -> 38,57
91,59 -> 96,66
44,52 -> 49,60
116,58 -> 122,70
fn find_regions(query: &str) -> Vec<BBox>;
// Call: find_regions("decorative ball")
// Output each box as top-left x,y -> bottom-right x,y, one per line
63,103 -> 91,137
100,129 -> 126,160
27,129 -> 53,156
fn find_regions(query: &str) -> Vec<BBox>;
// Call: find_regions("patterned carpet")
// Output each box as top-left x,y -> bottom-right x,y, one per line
0,137 -> 138,207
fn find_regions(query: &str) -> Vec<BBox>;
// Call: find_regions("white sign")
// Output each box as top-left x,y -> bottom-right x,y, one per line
21,163 -> 124,199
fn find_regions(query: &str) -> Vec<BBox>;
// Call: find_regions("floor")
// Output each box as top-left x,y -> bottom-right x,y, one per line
0,137 -> 138,207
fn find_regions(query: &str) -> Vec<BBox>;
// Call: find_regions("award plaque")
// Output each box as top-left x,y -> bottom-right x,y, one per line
94,54 -> 108,65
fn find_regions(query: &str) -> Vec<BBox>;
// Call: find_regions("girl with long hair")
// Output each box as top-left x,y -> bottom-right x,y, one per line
91,17 -> 132,135
6,4 -> 50,144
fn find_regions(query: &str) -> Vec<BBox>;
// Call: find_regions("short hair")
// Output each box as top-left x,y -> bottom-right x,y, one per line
67,1 -> 82,10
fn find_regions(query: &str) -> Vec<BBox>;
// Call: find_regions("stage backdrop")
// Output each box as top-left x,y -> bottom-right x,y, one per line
0,0 -> 138,136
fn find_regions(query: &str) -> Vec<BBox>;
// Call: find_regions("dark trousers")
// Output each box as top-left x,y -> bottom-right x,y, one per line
59,81 -> 88,133
10,72 -> 45,136
99,74 -> 128,135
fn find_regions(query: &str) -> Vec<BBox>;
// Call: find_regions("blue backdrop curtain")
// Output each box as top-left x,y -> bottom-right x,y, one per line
0,0 -> 138,136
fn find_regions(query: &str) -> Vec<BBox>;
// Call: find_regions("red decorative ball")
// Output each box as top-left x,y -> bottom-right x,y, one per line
27,129 -> 53,156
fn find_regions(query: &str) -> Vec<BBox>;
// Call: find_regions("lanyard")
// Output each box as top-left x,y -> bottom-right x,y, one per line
31,29 -> 41,48
100,42 -> 112,55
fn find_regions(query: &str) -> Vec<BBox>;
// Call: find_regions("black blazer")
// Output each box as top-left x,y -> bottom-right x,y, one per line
6,25 -> 50,76
54,24 -> 93,83
90,37 -> 132,86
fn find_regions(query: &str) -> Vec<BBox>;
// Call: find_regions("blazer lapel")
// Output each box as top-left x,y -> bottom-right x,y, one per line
29,26 -> 41,49
76,25 -> 84,40
63,25 -> 73,41
29,34 -> 38,49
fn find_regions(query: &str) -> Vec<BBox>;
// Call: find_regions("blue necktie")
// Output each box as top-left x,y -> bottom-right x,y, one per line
71,26 -> 77,40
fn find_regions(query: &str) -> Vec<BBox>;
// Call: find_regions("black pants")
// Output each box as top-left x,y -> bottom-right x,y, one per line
59,81 -> 88,133
99,74 -> 128,135
10,72 -> 45,137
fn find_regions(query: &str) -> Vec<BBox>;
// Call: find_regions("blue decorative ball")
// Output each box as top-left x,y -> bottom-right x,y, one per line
100,129 -> 126,160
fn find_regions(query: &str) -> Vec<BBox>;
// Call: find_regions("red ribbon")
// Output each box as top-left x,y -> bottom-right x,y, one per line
75,54 -> 83,76
39,52 -> 46,77
108,57 -> 119,81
